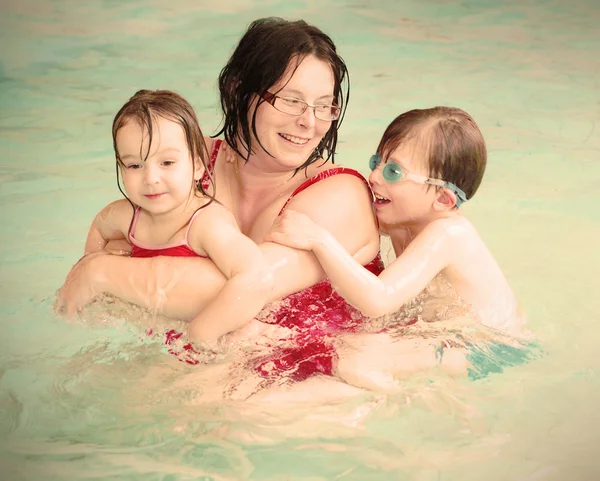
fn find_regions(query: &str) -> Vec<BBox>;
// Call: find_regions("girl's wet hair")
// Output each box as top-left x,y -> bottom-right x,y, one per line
215,17 -> 349,171
377,107 -> 487,201
112,89 -> 214,203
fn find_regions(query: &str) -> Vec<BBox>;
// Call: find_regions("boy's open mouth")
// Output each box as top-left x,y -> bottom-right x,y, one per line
373,193 -> 390,205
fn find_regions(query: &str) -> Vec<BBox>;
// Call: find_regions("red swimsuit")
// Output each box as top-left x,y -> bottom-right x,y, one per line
138,139 -> 385,382
129,206 -> 207,258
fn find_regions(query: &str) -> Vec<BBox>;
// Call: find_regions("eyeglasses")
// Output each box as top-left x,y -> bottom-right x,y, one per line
369,153 -> 468,206
259,91 -> 341,121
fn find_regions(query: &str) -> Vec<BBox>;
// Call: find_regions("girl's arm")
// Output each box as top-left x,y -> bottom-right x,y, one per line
186,206 -> 273,341
84,200 -> 132,255
267,211 -> 461,318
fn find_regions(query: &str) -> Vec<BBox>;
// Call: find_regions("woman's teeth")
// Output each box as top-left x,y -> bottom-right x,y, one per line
280,133 -> 309,145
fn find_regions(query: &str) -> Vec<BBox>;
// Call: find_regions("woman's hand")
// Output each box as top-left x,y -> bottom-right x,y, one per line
265,210 -> 325,251
54,251 -> 108,317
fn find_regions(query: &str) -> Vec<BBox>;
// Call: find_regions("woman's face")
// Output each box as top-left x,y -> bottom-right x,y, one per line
252,55 -> 336,170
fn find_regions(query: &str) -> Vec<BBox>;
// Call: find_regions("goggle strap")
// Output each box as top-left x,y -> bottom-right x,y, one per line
444,182 -> 468,206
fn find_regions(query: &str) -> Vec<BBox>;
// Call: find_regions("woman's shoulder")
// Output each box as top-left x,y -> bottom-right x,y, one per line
282,162 -> 379,260
284,164 -> 374,226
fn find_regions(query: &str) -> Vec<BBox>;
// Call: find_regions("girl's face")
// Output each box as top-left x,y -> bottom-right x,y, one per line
117,116 -> 203,217
369,142 -> 441,228
250,54 -> 336,171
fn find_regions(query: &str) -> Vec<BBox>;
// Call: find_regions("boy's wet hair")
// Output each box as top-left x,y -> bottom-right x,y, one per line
112,89 -> 213,201
215,17 -> 349,171
377,107 -> 487,201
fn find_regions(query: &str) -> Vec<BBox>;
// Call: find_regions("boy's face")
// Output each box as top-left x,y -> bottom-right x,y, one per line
368,142 -> 441,228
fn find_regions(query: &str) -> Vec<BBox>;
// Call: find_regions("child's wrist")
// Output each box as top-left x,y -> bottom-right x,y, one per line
313,229 -> 335,252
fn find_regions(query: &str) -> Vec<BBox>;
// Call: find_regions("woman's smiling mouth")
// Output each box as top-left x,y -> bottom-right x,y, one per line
279,133 -> 310,145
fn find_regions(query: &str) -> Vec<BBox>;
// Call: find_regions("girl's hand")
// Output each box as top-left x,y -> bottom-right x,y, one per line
105,238 -> 132,256
265,210 -> 325,251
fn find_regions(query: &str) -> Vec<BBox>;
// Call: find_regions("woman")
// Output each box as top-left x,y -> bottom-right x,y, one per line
56,17 -> 382,384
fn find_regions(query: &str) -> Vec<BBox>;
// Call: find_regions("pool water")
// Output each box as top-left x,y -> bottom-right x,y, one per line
1,0 -> 599,479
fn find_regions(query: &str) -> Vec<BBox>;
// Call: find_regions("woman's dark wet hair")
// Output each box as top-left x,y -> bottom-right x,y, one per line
112,89 -> 214,206
377,107 -> 487,201
215,17 -> 350,171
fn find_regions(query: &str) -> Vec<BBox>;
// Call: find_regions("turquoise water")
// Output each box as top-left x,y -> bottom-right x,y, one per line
1,0 -> 600,479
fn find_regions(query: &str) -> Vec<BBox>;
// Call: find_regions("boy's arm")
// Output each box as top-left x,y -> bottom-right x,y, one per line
268,211 -> 460,318
84,200 -> 132,255
186,206 -> 273,341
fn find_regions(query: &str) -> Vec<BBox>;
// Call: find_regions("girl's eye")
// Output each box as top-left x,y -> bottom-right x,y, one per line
162,160 -> 176,166
126,163 -> 142,169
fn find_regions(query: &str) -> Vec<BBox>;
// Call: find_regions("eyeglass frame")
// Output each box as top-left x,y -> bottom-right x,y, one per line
259,91 -> 341,121
369,153 -> 468,207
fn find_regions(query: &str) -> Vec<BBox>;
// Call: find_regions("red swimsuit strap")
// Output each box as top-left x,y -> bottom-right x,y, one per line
208,139 -> 222,174
279,167 -> 372,215
201,139 -> 222,191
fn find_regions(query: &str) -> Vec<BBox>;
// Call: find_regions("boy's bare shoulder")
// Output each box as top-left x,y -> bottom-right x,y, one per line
422,215 -> 476,241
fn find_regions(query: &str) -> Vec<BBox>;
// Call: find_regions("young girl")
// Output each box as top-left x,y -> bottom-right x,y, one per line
85,89 -> 272,341
267,106 -> 525,336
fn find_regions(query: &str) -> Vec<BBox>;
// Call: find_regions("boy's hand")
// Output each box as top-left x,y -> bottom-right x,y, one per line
265,210 -> 324,251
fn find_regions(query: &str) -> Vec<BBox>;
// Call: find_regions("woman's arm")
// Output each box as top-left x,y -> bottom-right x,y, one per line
268,212 -> 460,318
55,173 -> 379,318
186,206 -> 273,340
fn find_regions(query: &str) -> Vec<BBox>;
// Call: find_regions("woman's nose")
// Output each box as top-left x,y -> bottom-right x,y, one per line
296,105 -> 316,129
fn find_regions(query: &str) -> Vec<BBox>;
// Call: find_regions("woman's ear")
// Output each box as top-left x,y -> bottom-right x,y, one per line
433,188 -> 457,211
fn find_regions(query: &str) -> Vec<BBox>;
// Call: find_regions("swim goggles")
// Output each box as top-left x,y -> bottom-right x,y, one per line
369,153 -> 468,207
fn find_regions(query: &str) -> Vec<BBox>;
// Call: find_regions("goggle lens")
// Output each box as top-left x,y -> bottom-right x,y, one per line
382,163 -> 405,183
369,154 -> 381,171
